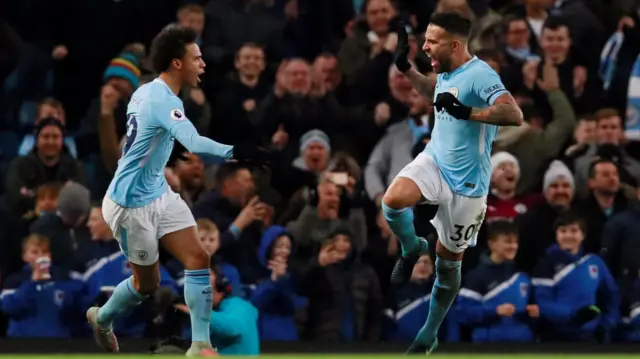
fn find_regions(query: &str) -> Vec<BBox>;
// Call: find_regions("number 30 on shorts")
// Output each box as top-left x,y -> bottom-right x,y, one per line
449,224 -> 478,242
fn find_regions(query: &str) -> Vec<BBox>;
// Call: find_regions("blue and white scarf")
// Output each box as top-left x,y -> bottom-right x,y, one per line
599,31 -> 624,91
626,54 -> 640,141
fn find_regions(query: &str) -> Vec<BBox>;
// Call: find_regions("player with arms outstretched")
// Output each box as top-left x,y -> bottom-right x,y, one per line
86,26 -> 271,357
382,13 -> 523,354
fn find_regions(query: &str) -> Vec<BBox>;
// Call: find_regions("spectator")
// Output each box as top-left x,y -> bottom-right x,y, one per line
300,227 -> 383,342
532,211 -> 619,342
384,254 -> 455,342
494,59 -> 576,194
83,251 -> 178,338
365,88 -> 431,208
501,15 -> 541,68
516,160 -> 575,273
18,98 -> 77,158
337,0 -> 397,87
249,225 -> 306,341
458,221 -> 536,342
252,59 -> 342,165
73,205 -> 120,273
167,219 -> 242,296
574,159 -> 631,254
620,278 -> 640,342
311,53 -> 350,106
211,43 -> 270,145
362,211 -> 400,308
600,189 -> 640,306
487,152 -> 541,223
6,118 -> 84,218
0,235 -> 86,337
287,179 -> 367,255
192,163 -> 266,283
170,152 -> 205,208
564,114 -> 597,160
29,182 -> 91,271
573,108 -> 640,196
176,4 -> 205,46
175,265 -> 260,355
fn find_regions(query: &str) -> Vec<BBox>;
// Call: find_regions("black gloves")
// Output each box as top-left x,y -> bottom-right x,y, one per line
434,92 -> 472,120
392,22 -> 411,73
232,144 -> 273,167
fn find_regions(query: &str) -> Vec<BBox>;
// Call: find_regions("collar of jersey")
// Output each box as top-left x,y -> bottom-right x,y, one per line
442,55 -> 478,79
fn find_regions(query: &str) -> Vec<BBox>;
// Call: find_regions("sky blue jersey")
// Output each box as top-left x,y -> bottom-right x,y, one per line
424,56 -> 508,197
106,78 -> 234,208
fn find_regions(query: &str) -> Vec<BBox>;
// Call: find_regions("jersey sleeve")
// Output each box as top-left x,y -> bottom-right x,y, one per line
152,97 -> 234,159
472,67 -> 509,106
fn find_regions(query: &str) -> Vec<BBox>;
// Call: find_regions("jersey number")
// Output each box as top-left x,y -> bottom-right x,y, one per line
449,224 -> 478,242
123,115 -> 138,155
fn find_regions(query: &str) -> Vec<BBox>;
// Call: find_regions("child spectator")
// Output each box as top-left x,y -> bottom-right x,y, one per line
457,221 -> 536,342
384,254 -> 458,342
82,251 -> 178,338
0,235 -> 86,337
532,211 -> 620,342
249,225 -> 307,341
167,219 -> 241,296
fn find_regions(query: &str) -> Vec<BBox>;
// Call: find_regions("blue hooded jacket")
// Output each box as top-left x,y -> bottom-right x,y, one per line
211,296 -> 260,355
1,266 -> 87,337
83,252 -> 178,337
248,225 -> 307,341
457,257 -> 534,342
532,245 -> 620,341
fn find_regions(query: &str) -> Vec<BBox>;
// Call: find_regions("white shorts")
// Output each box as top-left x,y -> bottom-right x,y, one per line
395,153 -> 487,253
102,190 -> 196,266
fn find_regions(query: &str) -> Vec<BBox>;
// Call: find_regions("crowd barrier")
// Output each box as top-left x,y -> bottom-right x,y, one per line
0,339 -> 639,354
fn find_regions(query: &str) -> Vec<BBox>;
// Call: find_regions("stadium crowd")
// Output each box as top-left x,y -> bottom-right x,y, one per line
1,0 -> 640,348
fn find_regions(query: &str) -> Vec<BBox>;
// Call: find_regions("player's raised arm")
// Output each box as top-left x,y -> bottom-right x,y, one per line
158,102 -> 272,165
393,23 -> 437,99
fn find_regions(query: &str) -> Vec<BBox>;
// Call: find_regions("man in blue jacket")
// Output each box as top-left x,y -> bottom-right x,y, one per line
0,234 -> 87,337
457,221 -> 536,342
532,211 -> 620,342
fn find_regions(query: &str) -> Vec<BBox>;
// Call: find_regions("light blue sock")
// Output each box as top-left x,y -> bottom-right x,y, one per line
414,257 -> 462,346
184,269 -> 213,344
97,276 -> 147,327
381,203 -> 424,256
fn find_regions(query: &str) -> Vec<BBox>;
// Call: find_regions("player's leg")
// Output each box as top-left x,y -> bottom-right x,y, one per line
409,194 -> 486,354
158,192 -> 215,357
382,153 -> 441,285
88,198 -> 161,352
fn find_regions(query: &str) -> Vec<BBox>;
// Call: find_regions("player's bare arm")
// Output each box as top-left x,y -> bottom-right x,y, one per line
405,69 -> 437,100
469,93 -> 523,127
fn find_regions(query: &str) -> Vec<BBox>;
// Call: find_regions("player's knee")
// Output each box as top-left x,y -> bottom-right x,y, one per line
383,179 -> 421,209
183,248 -> 210,271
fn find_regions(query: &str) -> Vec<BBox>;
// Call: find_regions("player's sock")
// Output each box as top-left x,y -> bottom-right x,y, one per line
97,276 -> 147,327
414,257 -> 462,346
184,269 -> 213,345
381,203 -> 424,256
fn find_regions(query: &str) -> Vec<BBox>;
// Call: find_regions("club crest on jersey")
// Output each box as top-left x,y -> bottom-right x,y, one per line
448,87 -> 459,98
170,109 -> 185,121
520,282 -> 528,297
589,264 -> 599,279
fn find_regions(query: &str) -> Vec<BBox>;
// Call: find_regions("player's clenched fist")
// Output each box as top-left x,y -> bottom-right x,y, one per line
434,92 -> 471,120
232,143 -> 273,167
392,22 -> 411,73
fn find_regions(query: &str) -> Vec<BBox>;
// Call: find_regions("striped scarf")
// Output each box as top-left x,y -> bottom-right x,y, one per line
626,54 -> 640,141
599,31 -> 624,91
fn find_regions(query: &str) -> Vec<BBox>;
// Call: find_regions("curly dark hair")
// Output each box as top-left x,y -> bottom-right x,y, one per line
150,25 -> 198,73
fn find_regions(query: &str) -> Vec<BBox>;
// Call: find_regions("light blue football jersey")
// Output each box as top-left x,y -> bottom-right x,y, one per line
424,56 -> 508,197
106,78 -> 233,208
